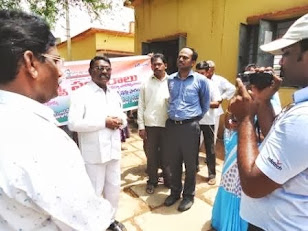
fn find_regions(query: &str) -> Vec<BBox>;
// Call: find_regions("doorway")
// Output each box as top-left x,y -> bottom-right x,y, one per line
142,36 -> 186,74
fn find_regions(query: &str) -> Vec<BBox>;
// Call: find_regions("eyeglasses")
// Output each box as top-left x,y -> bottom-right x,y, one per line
41,53 -> 64,68
92,66 -> 112,72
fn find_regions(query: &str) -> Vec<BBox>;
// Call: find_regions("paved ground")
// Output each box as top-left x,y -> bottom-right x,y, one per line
115,126 -> 224,231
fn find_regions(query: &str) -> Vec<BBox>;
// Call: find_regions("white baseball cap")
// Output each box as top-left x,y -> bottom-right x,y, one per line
260,13 -> 308,55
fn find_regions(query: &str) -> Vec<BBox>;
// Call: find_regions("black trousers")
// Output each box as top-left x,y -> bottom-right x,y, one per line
166,119 -> 200,198
200,124 -> 216,178
145,126 -> 170,186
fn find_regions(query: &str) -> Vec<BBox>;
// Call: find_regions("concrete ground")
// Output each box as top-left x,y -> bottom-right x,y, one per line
115,126 -> 224,231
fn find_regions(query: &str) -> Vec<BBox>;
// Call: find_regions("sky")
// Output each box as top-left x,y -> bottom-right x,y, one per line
52,0 -> 134,42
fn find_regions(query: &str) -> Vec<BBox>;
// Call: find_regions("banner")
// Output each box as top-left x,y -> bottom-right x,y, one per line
45,55 -> 152,126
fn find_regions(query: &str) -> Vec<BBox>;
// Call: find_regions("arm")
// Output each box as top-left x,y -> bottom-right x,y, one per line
220,77 -> 236,100
252,73 -> 282,137
67,91 -> 106,133
137,83 -> 147,139
210,101 -> 220,108
229,78 -> 280,198
210,81 -> 222,109
199,78 -> 210,117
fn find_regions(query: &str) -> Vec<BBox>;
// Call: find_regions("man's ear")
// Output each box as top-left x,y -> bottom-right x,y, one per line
23,51 -> 38,79
191,60 -> 196,67
88,68 -> 92,76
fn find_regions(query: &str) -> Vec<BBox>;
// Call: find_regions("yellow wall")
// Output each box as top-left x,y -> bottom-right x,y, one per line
57,32 -> 134,61
96,34 -> 134,53
134,0 -> 308,106
57,34 -> 97,61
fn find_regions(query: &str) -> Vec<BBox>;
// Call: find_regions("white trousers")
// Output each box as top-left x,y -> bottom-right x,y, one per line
85,160 -> 121,217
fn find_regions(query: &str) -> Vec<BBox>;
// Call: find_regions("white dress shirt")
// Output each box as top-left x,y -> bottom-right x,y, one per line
68,81 -> 127,164
199,80 -> 222,125
137,74 -> 169,130
211,74 -> 236,116
0,90 -> 114,231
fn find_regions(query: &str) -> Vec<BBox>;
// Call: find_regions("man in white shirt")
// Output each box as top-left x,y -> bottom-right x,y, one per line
137,53 -> 170,194
196,61 -> 222,185
206,60 -> 236,143
230,14 -> 308,230
0,10 -> 124,231
68,56 -> 127,227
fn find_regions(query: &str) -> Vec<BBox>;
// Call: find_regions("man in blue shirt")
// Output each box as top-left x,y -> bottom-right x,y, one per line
164,47 -> 210,212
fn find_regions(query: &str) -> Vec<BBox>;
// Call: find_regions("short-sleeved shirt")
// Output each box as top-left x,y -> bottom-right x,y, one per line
240,87 -> 308,230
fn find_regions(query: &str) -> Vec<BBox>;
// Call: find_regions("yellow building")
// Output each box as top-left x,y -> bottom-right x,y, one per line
57,27 -> 135,61
126,0 -> 308,107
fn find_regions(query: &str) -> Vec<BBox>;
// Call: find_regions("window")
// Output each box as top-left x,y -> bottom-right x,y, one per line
238,18 -> 298,87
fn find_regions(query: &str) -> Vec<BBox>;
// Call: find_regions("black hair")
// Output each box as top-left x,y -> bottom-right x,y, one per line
196,61 -> 209,71
245,63 -> 258,71
299,38 -> 308,53
0,10 -> 56,84
184,47 -> 198,61
151,53 -> 167,64
89,55 -> 111,69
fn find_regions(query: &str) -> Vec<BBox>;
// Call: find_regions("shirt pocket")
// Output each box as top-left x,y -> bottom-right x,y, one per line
183,88 -> 198,104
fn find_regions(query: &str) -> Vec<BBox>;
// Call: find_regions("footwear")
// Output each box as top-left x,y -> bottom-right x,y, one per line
121,145 -> 128,150
146,184 -> 155,194
208,178 -> 216,185
107,220 -> 127,231
164,195 -> 180,206
178,197 -> 194,212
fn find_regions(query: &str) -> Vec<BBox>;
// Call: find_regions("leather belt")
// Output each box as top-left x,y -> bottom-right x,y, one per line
168,118 -> 197,125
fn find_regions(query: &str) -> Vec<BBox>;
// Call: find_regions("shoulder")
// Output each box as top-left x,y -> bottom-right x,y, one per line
142,75 -> 155,86
213,74 -> 227,82
72,82 -> 91,94
193,72 -> 208,85
168,72 -> 178,80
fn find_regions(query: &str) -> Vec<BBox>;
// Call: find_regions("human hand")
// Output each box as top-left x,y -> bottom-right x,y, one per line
139,129 -> 147,140
106,116 -> 122,130
229,78 -> 258,122
249,67 -> 282,104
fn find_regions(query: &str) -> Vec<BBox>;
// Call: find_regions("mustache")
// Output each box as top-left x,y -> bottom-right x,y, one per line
99,74 -> 110,79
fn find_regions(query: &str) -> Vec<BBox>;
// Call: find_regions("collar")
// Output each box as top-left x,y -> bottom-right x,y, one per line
0,90 -> 58,125
88,80 -> 110,93
175,70 -> 194,79
293,86 -> 308,104
152,73 -> 168,81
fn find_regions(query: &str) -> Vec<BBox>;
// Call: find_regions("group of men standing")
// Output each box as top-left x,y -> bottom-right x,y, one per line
2,8 -> 308,230
137,48 -> 235,212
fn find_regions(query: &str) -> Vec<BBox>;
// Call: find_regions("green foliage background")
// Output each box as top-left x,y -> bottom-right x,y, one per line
0,0 -> 112,28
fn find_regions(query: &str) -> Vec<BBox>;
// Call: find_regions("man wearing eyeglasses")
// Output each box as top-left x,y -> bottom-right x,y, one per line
68,55 -> 127,230
0,10 -> 125,231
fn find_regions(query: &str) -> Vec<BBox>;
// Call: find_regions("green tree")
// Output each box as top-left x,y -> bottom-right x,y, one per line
0,0 -> 112,28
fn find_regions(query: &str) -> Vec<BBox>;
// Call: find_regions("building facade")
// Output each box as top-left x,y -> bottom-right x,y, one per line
127,0 -> 308,106
57,27 -> 135,61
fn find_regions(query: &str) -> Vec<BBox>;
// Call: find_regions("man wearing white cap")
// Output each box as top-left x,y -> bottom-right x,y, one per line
206,60 -> 236,144
229,14 -> 308,230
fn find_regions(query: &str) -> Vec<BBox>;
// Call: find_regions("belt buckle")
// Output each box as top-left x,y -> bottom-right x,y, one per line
174,120 -> 182,125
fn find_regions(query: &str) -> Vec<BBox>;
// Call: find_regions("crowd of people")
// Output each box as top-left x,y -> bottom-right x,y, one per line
1,8 -> 308,231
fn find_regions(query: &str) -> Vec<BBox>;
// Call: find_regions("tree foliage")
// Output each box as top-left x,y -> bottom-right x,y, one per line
0,0 -> 112,28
